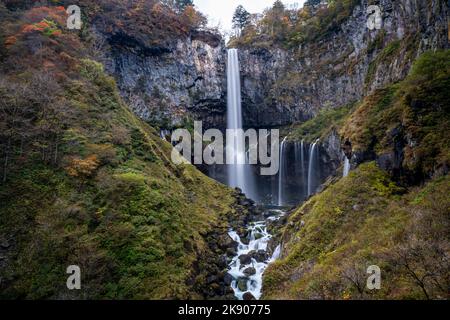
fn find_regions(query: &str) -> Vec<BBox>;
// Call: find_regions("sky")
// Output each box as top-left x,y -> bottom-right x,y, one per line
194,0 -> 306,34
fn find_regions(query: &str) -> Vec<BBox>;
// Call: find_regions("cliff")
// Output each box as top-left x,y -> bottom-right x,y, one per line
236,0 -> 448,128
106,30 -> 228,130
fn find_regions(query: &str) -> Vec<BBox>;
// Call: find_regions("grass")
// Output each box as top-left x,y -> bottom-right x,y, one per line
287,103 -> 355,143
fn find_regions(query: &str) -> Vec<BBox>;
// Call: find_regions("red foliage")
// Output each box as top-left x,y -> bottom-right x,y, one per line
23,6 -> 67,26
4,36 -> 17,48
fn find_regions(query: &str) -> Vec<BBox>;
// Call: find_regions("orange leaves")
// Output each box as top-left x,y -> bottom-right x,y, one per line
22,24 -> 40,33
21,19 -> 62,37
24,6 -> 67,26
4,36 -> 17,48
66,155 -> 100,179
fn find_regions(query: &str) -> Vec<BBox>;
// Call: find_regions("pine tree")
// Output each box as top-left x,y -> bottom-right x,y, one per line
232,5 -> 251,35
173,0 -> 194,12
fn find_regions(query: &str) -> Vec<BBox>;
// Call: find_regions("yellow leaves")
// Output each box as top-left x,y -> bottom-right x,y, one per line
66,154 -> 100,179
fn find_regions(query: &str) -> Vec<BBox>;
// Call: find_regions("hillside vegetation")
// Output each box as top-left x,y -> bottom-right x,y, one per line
0,3 -> 234,299
263,51 -> 450,300
264,163 -> 449,299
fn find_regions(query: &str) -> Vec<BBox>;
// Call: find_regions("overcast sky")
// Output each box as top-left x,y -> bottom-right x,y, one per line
194,0 -> 306,33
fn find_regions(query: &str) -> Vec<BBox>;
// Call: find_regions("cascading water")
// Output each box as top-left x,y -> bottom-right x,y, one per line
301,140 -> 307,198
294,140 -> 307,199
307,139 -> 320,196
228,210 -> 284,300
226,49 -> 255,198
277,137 -> 287,206
343,157 -> 350,177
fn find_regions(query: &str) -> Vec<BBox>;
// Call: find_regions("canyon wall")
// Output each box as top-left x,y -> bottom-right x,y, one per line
105,31 -> 227,129
238,0 -> 449,128
103,0 -> 448,132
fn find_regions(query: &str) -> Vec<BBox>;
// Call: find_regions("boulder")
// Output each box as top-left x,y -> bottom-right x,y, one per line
238,254 -> 252,265
237,278 -> 248,292
224,273 -> 234,286
243,292 -> 256,300
243,267 -> 256,277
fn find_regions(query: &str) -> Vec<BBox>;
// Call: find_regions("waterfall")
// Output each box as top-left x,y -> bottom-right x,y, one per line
301,140 -> 307,197
294,140 -> 307,200
307,139 -> 320,197
278,137 -> 287,206
343,157 -> 350,177
226,49 -> 254,198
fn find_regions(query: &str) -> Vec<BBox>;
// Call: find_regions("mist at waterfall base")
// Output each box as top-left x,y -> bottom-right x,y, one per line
206,49 -> 328,206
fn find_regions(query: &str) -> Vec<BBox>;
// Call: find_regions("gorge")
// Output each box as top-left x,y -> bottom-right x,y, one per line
0,0 -> 448,301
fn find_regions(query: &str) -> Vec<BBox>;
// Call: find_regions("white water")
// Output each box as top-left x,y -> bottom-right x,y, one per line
278,137 -> 287,206
307,139 -> 320,196
226,49 -> 255,198
294,140 -> 307,199
228,210 -> 284,300
343,157 -> 351,177
301,140 -> 307,198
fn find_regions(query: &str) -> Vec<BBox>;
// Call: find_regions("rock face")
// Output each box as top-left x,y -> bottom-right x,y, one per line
106,31 -> 227,129
101,0 -> 447,132
237,0 -> 449,128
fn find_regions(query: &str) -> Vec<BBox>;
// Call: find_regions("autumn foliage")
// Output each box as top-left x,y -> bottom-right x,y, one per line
66,155 -> 100,179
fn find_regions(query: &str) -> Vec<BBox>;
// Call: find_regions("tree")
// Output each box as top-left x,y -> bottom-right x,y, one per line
232,5 -> 250,35
170,0 -> 194,12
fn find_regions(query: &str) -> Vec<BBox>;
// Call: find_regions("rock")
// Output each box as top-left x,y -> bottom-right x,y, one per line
243,267 -> 256,277
237,278 -> 248,292
218,234 -> 237,251
243,292 -> 256,300
0,239 -> 10,249
226,247 -> 237,257
249,250 -> 268,263
108,30 -> 227,129
224,273 -> 234,286
206,275 -> 217,284
254,233 -> 264,240
217,254 -> 228,269
238,254 -> 252,265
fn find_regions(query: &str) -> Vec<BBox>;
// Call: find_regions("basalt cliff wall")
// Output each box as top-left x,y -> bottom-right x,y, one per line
237,0 -> 449,128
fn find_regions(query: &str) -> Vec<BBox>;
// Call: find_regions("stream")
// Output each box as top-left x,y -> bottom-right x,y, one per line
227,209 -> 285,300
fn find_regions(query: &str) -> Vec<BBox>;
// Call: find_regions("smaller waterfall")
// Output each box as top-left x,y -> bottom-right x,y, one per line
307,139 -> 320,197
343,157 -> 351,177
278,137 -> 287,206
294,140 -> 307,200
300,140 -> 306,198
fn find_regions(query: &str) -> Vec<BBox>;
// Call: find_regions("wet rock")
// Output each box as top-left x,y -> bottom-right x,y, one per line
249,250 -> 268,263
243,292 -> 256,300
243,267 -> 256,277
226,247 -> 237,257
237,278 -> 248,292
218,234 -> 237,251
238,254 -> 252,265
254,233 -> 264,240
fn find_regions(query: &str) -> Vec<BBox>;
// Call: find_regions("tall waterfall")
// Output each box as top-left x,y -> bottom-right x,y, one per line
278,137 -> 287,206
307,139 -> 320,196
343,157 -> 350,177
226,49 -> 254,198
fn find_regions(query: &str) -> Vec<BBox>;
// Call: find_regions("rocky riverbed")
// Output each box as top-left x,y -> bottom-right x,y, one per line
227,209 -> 285,300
